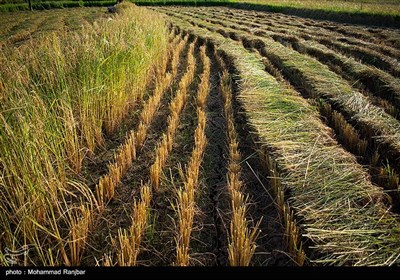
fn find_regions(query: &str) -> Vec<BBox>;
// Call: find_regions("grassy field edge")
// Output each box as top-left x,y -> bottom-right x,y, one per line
0,1 -> 115,12
137,1 -> 400,28
1,1 -> 399,28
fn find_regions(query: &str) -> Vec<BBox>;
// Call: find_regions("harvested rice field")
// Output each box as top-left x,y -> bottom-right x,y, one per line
1,3 -> 400,267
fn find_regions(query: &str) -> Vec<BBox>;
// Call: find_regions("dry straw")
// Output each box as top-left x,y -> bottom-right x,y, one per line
175,45 -> 210,266
166,15 -> 400,266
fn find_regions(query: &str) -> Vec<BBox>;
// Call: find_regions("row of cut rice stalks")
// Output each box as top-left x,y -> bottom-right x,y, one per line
61,30 -> 186,266
175,44 -> 210,266
108,37 -> 197,266
218,58 -> 261,266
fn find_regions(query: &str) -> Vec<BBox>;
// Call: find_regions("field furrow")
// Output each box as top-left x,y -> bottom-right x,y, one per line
174,44 -> 209,266
175,6 -> 400,76
175,9 -> 400,114
2,4 -> 400,267
80,33 -> 191,266
161,9 -> 400,211
205,7 -> 400,51
165,7 -> 400,84
156,9 -> 400,266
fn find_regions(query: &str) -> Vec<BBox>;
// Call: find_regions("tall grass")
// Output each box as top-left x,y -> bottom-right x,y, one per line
0,3 -> 168,265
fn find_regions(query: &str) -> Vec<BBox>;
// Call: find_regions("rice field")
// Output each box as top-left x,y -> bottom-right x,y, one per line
1,3 -> 400,266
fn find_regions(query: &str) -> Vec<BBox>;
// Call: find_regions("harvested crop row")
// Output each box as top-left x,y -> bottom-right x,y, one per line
107,183 -> 152,266
170,10 -> 400,188
89,33 -> 194,266
2,13 -> 49,44
162,11 -> 400,203
150,40 -> 197,192
136,33 -> 189,149
178,6 -> 400,78
0,8 -> 107,47
171,8 -> 400,109
204,6 -> 400,52
175,45 -> 210,266
105,38 -> 197,266
0,15 -> 26,41
162,14 -> 400,266
95,33 -> 186,208
209,7 -> 400,60
61,32 -> 186,266
219,67 -> 260,266
167,7 -> 400,99
177,6 -> 400,59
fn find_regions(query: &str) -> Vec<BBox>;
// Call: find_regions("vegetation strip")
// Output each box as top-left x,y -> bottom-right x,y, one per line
175,45 -> 209,266
162,9 -> 400,207
149,40 -> 197,192
100,38 -> 197,266
177,7 -> 400,91
220,67 -> 260,266
163,8 -> 400,200
163,14 -> 400,265
92,33 -> 189,266
199,7 -> 400,68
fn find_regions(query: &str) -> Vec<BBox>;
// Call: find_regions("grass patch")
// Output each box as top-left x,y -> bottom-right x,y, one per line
0,1 -> 115,12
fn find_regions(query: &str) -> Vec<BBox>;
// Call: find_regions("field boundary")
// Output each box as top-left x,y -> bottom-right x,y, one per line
1,1 -> 399,28
0,1 -> 115,12
136,1 -> 400,28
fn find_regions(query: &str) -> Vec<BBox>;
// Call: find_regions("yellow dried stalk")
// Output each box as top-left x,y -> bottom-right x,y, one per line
321,102 -> 368,156
227,205 -> 260,266
65,205 -> 92,266
221,70 -> 260,266
175,45 -> 210,266
103,253 -> 114,266
62,103 -> 84,174
113,184 -> 151,266
263,148 -> 305,266
176,186 -> 195,266
150,41 -> 197,191
197,46 -> 211,108
136,34 -> 188,149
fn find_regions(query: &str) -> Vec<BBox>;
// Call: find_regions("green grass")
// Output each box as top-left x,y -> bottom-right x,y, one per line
237,0 -> 400,16
0,1 -> 115,12
166,13 -> 400,266
1,0 -> 399,27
